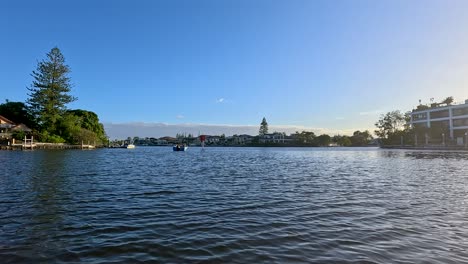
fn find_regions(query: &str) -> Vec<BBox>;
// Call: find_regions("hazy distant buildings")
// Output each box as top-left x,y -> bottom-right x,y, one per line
259,133 -> 289,144
231,134 -> 255,145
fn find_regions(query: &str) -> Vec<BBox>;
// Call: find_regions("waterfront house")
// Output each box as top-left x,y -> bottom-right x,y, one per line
409,99 -> 468,145
204,135 -> 220,145
260,133 -> 287,144
0,115 -> 15,127
0,115 -> 16,139
0,115 -> 32,140
231,134 -> 255,145
11,124 -> 32,133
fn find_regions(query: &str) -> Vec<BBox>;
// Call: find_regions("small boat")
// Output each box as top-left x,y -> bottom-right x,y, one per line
173,145 -> 188,151
122,143 -> 135,149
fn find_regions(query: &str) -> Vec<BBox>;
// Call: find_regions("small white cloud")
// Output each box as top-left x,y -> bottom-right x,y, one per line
176,115 -> 184,119
216,98 -> 225,103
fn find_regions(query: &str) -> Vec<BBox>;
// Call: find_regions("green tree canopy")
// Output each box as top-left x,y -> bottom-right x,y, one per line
350,130 -> 373,146
1,47 -> 107,145
0,100 -> 36,129
26,47 -> 77,131
375,110 -> 412,145
259,117 -> 268,135
374,110 -> 406,139
294,131 -> 316,144
332,135 -> 352,146
338,136 -> 352,146
55,109 -> 107,145
315,134 -> 331,146
67,109 -> 106,139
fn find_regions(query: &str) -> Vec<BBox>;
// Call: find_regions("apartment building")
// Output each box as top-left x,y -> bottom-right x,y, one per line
409,100 -> 468,145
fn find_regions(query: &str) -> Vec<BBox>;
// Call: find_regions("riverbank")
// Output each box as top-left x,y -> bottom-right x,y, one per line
0,142 -> 96,150
381,145 -> 468,151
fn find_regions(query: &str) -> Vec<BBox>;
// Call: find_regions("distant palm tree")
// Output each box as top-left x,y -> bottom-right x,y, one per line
442,96 -> 454,105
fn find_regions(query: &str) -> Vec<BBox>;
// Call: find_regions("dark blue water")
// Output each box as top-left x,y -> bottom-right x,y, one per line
1,147 -> 468,263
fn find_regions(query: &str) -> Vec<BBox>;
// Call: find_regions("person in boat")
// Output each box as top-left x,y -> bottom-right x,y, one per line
176,144 -> 180,151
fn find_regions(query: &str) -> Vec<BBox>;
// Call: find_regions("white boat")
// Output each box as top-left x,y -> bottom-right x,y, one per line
122,143 -> 135,149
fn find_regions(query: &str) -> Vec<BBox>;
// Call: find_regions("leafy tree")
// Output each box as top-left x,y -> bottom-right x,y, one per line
67,109 -> 106,142
338,136 -> 352,146
259,117 -> 268,135
332,135 -> 352,146
375,110 -> 413,145
74,128 -> 99,145
37,130 -> 66,143
26,47 -> 77,131
53,110 -> 107,145
350,130 -> 373,146
0,100 -> 36,129
54,119 -> 98,144
11,130 -> 26,140
294,131 -> 316,144
374,111 -> 406,140
55,113 -> 82,143
315,134 -> 331,146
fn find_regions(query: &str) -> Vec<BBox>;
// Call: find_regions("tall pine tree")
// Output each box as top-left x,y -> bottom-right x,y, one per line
27,47 -> 76,131
259,117 -> 268,136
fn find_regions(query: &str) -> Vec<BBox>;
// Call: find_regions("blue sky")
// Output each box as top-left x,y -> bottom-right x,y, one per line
2,0 -> 468,137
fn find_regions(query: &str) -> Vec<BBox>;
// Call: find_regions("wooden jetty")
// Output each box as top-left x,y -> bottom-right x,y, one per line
0,137 -> 96,150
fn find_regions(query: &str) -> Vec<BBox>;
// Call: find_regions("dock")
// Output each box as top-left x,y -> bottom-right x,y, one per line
1,143 -> 96,150
0,137 -> 97,150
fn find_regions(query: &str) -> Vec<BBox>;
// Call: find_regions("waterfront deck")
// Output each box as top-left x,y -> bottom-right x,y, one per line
0,142 -> 96,150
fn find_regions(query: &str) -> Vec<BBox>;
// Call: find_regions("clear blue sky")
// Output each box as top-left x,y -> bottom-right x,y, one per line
2,0 -> 468,136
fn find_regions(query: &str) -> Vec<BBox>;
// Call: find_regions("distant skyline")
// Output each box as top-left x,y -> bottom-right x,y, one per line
104,122 -> 359,140
2,0 -> 468,138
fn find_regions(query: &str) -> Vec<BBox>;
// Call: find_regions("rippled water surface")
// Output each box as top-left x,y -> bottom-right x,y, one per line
2,147 -> 468,263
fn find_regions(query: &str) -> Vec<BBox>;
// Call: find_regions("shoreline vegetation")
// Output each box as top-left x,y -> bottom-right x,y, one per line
375,96 -> 468,150
1,49 -> 465,152
110,119 -> 377,149
0,47 -> 107,148
0,142 -> 96,151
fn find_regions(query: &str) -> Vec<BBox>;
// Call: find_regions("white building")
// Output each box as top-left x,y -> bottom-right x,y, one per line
259,133 -> 286,144
409,100 -> 468,145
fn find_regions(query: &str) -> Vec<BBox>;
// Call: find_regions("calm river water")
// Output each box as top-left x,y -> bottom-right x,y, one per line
1,147 -> 468,263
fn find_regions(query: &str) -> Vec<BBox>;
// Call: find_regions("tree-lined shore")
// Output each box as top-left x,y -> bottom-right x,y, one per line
5,47 -> 443,149
1,47 -> 107,146
125,118 -> 376,147
374,96 -> 461,147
